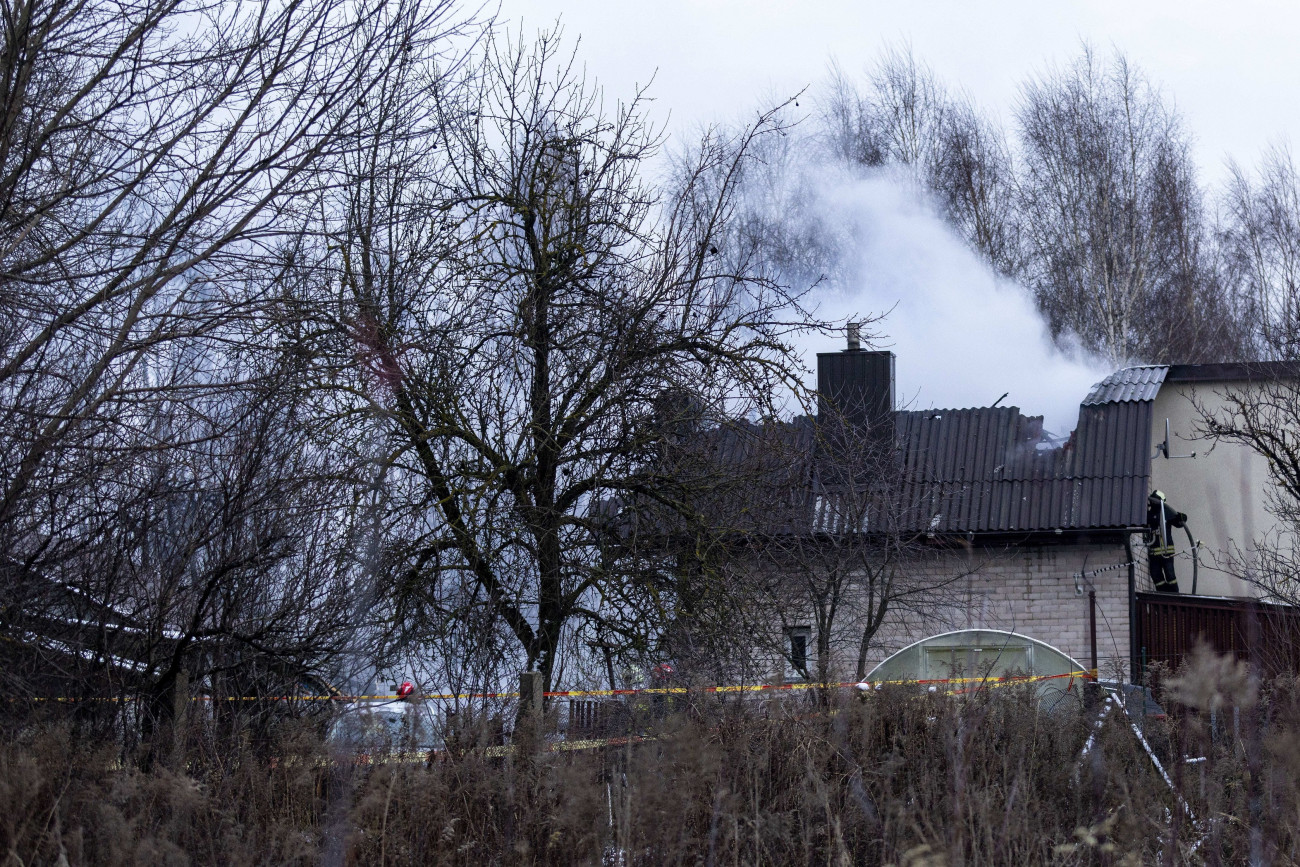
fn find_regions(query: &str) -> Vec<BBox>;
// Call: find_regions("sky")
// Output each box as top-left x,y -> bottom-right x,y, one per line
495,1 -> 1300,432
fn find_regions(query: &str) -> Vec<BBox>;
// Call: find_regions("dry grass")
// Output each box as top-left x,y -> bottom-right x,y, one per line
3,664 -> 1300,864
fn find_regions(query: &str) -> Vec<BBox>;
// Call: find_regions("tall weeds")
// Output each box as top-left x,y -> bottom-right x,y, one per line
2,664 -> 1296,864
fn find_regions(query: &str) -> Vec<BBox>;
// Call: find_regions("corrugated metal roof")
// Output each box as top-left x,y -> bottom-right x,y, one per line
853,399 -> 1150,533
1081,366 -> 1168,405
670,365 -> 1161,538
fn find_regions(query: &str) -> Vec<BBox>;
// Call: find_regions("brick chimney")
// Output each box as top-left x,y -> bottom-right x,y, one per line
816,324 -> 894,434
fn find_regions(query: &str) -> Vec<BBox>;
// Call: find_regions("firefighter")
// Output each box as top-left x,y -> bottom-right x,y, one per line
1146,490 -> 1187,593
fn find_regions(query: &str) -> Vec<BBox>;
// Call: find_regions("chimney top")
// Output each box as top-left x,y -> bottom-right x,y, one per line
845,322 -> 861,352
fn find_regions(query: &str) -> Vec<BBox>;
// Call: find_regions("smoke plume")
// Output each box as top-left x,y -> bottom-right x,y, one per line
780,166 -> 1109,435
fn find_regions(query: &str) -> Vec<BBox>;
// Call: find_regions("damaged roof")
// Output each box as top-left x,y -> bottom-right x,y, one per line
1082,366 -> 1168,405
874,365 -> 1182,533
883,396 -> 1152,534
898,360 -> 1300,533
662,364 -> 1181,540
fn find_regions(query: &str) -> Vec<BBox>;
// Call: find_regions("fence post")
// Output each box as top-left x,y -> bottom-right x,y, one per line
517,670 -> 544,753
1087,590 -> 1100,707
768,660 -> 786,716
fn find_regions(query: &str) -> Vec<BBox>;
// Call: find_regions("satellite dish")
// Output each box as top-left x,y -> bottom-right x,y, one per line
862,629 -> 1088,707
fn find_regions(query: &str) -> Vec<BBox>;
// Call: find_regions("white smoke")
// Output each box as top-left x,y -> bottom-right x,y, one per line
786,167 -> 1109,436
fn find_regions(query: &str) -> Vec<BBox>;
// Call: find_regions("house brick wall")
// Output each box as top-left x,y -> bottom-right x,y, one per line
794,541 -> 1137,683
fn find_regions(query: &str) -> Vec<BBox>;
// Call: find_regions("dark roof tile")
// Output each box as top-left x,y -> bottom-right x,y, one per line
1081,366 -> 1168,405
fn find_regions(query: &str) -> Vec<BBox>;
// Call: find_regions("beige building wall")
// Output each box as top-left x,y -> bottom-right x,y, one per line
781,542 -> 1134,684
1148,380 -> 1280,597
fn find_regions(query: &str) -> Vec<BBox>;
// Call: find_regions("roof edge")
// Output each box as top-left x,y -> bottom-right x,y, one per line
1165,361 -> 1300,383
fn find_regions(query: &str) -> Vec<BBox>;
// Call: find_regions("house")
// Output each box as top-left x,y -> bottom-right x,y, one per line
713,339 -> 1300,685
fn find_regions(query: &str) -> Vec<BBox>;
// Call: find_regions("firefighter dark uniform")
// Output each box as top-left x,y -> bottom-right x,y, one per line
1146,490 -> 1187,593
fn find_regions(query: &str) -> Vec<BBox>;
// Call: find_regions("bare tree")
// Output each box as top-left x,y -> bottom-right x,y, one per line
928,97 -> 1021,276
1140,133 -> 1249,362
720,111 -> 851,305
816,45 -> 1246,364
1221,146 -> 1300,359
0,341 -> 369,756
1014,46 -> 1226,365
0,0 -> 468,728
821,50 -> 1021,280
118,369 -> 363,754
0,0 -> 451,534
304,28 -> 819,692
822,47 -> 947,173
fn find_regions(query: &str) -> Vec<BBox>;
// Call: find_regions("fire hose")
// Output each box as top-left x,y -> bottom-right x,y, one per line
1184,524 -> 1200,596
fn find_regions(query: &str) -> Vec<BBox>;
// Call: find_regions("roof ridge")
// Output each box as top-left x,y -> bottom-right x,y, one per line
896,405 -> 1023,415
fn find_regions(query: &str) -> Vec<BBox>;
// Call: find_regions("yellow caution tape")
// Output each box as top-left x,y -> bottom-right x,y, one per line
16,670 -> 1096,703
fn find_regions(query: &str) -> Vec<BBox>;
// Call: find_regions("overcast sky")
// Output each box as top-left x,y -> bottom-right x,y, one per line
495,1 -> 1300,431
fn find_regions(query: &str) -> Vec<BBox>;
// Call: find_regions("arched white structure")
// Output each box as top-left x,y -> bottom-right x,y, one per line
863,629 -> 1088,703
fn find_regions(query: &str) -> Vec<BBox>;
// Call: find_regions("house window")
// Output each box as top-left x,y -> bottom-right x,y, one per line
788,628 -> 810,675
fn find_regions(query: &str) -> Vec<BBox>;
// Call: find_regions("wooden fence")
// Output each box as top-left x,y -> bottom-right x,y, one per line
1135,591 -> 1300,677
